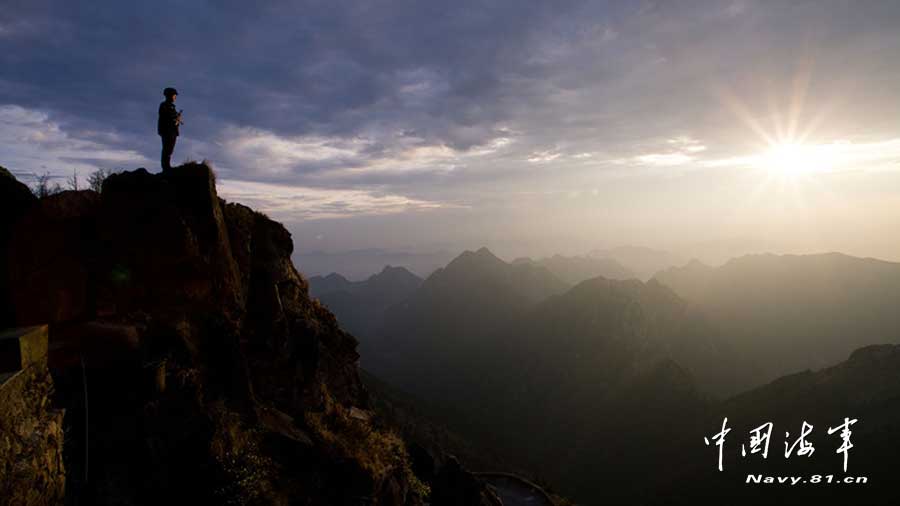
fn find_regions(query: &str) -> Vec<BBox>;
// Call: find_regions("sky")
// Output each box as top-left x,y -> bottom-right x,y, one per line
3,0 -> 900,266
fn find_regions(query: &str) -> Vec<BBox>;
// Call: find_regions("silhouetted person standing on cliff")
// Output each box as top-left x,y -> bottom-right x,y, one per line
158,87 -> 182,172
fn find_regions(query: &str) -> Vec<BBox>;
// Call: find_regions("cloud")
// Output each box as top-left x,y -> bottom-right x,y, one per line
705,138 -> 900,174
0,105 -> 150,179
219,126 -> 369,176
4,1 -> 899,191
216,123 -> 518,189
628,134 -> 900,175
3,0 -> 900,254
724,1 -> 748,18
634,152 -> 694,167
217,179 -> 449,221
527,149 -> 561,163
632,136 -> 707,167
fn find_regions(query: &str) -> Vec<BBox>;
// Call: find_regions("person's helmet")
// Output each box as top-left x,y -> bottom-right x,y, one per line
163,87 -> 178,98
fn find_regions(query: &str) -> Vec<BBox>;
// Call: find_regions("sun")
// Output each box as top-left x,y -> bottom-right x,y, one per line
713,60 -> 849,211
714,63 -> 836,184
754,142 -> 845,182
757,141 -> 827,180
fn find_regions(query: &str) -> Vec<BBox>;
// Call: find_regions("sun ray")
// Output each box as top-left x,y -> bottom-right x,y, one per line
765,77 -> 787,142
713,85 -> 777,147
786,54 -> 814,142
711,59 -> 843,218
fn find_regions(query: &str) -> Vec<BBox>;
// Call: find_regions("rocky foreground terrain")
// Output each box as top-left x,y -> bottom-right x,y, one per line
0,163 -> 508,506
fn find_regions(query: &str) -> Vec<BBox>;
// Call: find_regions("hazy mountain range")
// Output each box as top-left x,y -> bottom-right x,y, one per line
511,254 -> 635,284
6,157 -> 899,504
297,244 -> 688,283
654,252 -> 900,384
295,248 -> 454,280
589,245 -> 687,280
367,248 -> 570,394
651,343 -> 900,505
309,246 -> 900,504
308,265 -> 423,338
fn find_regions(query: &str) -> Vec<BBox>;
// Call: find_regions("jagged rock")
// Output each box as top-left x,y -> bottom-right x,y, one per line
222,200 -> 364,411
407,443 -> 437,484
0,166 -> 35,213
97,165 -> 243,324
0,164 -> 423,505
0,168 -> 38,328
847,343 -> 900,364
48,321 -> 141,370
255,405 -> 313,446
8,190 -> 100,325
431,456 -> 503,506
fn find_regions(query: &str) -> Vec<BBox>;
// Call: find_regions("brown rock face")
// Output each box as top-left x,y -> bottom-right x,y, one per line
0,166 -> 38,328
8,164 -> 362,410
96,166 -> 243,323
222,201 -> 365,412
431,456 -> 503,506
9,190 -> 100,326
1,163 -> 421,505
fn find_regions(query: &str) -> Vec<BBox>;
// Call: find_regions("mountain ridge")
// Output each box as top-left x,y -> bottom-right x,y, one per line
0,163 -> 503,506
654,251 -> 900,384
512,254 -> 636,284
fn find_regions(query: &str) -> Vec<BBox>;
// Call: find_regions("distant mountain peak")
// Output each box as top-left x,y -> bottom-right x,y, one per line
371,265 -> 422,284
324,272 -> 349,282
375,264 -> 401,276
847,344 -> 900,364
379,264 -> 412,275
447,247 -> 503,267
685,258 -> 708,268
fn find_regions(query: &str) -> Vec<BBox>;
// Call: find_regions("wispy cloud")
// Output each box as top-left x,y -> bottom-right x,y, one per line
628,134 -> 900,175
705,138 -> 900,174
3,1 -> 900,254
218,123 -> 515,184
0,105 -> 150,179
527,149 -> 561,163
219,126 -> 369,176
634,152 -> 694,167
218,179 -> 450,221
632,136 -> 707,167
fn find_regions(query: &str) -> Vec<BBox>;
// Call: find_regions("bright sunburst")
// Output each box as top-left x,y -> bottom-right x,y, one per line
758,141 -> 826,180
714,59 -> 843,204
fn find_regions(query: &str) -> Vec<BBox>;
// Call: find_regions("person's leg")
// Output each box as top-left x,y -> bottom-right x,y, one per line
161,136 -> 176,171
161,136 -> 170,171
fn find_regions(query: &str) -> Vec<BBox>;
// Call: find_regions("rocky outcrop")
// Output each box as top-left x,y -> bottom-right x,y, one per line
1,163 -> 426,505
0,166 -> 37,328
431,457 -> 503,506
222,201 -> 365,411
